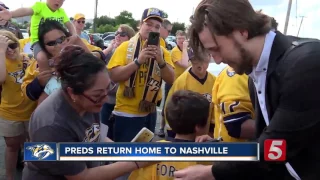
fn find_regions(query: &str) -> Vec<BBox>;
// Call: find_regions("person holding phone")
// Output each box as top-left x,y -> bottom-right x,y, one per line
107,8 -> 175,143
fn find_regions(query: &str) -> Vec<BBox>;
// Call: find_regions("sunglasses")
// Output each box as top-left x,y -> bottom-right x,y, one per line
7,43 -> 18,50
77,20 -> 85,24
115,31 -> 127,37
82,82 -> 117,104
45,36 -> 66,46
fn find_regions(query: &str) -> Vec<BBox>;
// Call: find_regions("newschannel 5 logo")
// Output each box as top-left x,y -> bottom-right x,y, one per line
24,142 -> 57,161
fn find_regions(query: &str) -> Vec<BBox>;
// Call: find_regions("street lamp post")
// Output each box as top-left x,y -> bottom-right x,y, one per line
93,0 -> 98,33
284,0 -> 293,35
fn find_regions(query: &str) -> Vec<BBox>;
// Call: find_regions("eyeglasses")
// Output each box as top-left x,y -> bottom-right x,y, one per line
45,36 -> 67,46
81,82 -> 117,104
7,43 -> 18,50
77,21 -> 85,24
115,31 -> 127,37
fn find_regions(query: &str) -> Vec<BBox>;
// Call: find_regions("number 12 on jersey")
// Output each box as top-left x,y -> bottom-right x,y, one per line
264,139 -> 286,161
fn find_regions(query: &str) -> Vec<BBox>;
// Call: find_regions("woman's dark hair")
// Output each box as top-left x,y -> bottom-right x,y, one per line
55,45 -> 107,95
165,90 -> 210,134
38,19 -> 71,57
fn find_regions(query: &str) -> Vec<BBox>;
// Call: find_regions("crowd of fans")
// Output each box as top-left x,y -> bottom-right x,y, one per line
0,0 -> 318,179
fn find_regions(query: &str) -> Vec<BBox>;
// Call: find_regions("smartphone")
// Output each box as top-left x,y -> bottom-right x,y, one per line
131,127 -> 154,142
147,32 -> 160,46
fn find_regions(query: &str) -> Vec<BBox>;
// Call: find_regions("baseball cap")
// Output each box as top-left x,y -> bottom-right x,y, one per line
141,8 -> 164,23
0,1 -> 9,9
74,13 -> 85,20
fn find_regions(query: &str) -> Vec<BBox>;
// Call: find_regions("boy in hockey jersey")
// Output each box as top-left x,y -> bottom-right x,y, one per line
128,90 -> 211,180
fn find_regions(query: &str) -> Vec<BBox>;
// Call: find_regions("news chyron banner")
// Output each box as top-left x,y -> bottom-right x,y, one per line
24,142 -> 259,161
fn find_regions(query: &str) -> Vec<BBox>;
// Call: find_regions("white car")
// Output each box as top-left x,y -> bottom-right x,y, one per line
207,62 -> 228,76
166,36 -> 176,43
103,34 -> 115,48
166,40 -> 176,50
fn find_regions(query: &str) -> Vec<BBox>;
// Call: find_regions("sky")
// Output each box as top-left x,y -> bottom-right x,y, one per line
3,0 -> 320,39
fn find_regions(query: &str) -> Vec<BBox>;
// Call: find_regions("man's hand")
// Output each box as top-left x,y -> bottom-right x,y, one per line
195,135 -> 213,142
37,70 -> 52,87
183,40 -> 189,50
138,41 -> 154,64
148,45 -> 164,64
174,165 -> 215,180
0,35 -> 8,53
0,6 -> 12,21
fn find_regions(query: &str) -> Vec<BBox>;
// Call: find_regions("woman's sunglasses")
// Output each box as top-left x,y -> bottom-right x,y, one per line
7,43 -> 18,50
45,36 -> 67,47
115,31 -> 127,37
77,20 -> 85,24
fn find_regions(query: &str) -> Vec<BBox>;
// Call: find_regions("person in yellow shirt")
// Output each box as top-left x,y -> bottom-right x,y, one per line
159,19 -> 172,49
19,26 -> 33,58
171,30 -> 190,80
0,30 -> 36,179
158,18 -> 173,137
107,8 -> 175,142
129,90 -> 211,180
72,13 -> 102,53
100,24 -> 135,140
159,30 -> 190,138
165,50 -> 215,138
197,66 -> 255,143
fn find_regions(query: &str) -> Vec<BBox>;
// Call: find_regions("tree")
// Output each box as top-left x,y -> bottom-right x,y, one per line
96,24 -> 117,33
159,9 -> 168,19
94,15 -> 116,28
85,22 -> 92,30
171,22 -> 186,35
114,11 -> 136,29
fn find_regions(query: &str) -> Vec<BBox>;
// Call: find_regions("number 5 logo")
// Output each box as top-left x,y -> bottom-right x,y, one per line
264,139 -> 286,161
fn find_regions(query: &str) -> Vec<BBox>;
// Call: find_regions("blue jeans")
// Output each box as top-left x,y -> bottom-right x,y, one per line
113,111 -> 157,142
100,103 -> 115,140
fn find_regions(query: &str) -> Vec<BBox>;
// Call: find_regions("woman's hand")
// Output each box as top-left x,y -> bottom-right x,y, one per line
0,35 -> 8,53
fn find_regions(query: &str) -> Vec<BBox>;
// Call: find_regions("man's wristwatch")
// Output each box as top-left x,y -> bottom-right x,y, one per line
134,58 -> 141,67
158,61 -> 167,69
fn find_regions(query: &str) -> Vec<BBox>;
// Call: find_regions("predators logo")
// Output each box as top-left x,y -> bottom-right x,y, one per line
83,123 -> 100,142
226,67 -> 236,77
202,93 -> 212,102
26,144 -> 54,160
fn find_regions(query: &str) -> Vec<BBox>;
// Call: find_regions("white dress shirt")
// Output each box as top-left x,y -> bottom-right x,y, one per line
249,31 -> 301,180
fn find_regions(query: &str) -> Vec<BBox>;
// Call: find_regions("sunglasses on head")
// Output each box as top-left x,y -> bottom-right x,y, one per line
45,36 -> 66,46
77,20 -> 85,24
7,43 -> 18,50
115,31 -> 127,37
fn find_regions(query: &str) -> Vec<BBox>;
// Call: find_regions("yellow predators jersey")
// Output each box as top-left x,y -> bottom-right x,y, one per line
128,140 -> 212,180
165,68 -> 216,130
212,66 -> 254,142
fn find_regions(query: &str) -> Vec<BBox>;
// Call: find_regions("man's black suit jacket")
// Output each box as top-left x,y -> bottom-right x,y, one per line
211,32 -> 320,180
